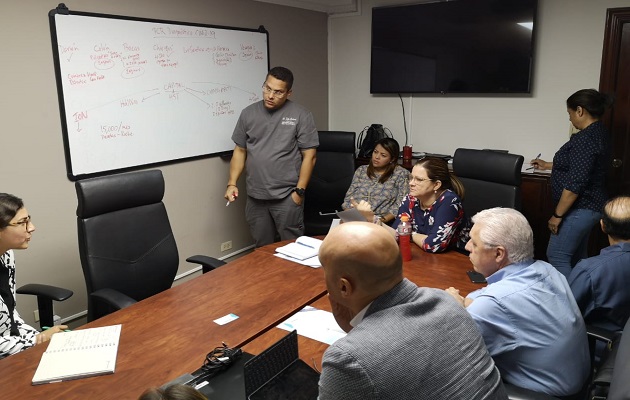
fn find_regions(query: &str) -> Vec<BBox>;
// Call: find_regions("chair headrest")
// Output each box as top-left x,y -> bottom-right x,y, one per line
76,170 -> 165,218
453,148 -> 524,186
318,131 -> 356,154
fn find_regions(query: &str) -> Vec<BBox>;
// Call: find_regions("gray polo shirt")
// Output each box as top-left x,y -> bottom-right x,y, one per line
232,100 -> 318,200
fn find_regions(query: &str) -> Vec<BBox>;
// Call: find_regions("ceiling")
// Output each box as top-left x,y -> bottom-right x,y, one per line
252,0 -> 359,15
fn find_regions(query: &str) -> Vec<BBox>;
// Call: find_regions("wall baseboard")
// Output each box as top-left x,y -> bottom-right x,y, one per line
62,244 -> 256,327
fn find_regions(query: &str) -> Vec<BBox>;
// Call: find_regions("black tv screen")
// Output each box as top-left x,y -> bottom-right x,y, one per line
370,0 -> 538,94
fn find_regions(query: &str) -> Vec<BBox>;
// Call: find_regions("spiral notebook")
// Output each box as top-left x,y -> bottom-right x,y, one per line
275,236 -> 322,260
32,324 -> 122,385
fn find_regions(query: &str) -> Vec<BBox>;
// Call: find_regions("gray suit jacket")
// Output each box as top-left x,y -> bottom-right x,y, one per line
318,279 -> 507,400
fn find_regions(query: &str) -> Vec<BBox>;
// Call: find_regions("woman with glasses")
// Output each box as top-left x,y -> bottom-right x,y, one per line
342,138 -> 408,225
394,157 -> 468,253
355,157 -> 468,253
0,193 -> 67,359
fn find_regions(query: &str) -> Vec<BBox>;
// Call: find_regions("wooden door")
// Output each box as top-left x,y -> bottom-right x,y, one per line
600,7 -> 630,196
584,8 -> 630,255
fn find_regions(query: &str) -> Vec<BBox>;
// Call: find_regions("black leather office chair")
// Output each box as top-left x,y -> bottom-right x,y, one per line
303,131 -> 356,236
587,318 -> 630,399
452,148 -> 524,217
607,319 -> 630,399
504,323 -> 624,400
16,284 -> 73,330
75,169 -> 224,322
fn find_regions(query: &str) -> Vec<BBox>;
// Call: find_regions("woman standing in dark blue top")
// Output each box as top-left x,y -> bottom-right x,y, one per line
531,89 -> 612,278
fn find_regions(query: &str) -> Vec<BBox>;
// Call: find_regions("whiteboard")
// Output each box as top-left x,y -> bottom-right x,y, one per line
49,6 -> 269,180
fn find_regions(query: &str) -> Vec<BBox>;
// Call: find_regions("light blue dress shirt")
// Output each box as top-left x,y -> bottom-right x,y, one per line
467,259 -> 590,397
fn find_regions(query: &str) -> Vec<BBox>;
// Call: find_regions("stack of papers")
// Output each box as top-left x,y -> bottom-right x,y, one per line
277,306 -> 346,345
275,236 -> 323,268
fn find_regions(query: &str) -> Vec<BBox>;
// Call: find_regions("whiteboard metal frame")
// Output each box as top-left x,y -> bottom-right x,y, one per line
49,3 -> 270,181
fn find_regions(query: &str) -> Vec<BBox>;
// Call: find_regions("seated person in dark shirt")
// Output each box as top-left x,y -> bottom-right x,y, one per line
569,196 -> 630,331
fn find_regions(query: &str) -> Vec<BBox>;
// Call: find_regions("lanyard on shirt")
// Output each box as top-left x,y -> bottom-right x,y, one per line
0,258 -> 20,336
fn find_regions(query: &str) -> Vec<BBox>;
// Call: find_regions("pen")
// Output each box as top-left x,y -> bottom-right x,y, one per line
226,193 -> 237,206
42,326 -> 72,332
526,153 -> 542,170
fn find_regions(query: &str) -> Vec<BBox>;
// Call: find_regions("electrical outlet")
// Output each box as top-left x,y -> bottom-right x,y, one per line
34,309 -> 40,323
221,241 -> 232,252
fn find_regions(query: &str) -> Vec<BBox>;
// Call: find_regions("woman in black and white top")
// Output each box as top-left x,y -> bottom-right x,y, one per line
0,193 -> 66,359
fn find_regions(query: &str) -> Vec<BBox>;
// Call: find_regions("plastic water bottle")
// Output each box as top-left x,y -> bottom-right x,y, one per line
397,215 -> 412,261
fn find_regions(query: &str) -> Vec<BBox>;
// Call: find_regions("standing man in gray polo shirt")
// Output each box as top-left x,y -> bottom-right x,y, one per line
224,66 -> 318,247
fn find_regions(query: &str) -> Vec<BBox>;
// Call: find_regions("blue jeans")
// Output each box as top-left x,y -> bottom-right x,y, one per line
547,208 -> 601,279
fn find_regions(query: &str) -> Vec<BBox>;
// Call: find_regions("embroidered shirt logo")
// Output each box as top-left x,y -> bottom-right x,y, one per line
281,117 -> 297,126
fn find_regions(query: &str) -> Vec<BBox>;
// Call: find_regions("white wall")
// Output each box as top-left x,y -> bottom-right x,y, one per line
3,0 -> 327,327
329,0 -> 628,160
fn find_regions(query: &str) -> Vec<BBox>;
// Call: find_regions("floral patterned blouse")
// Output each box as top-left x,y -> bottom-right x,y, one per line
391,189 -> 467,253
342,165 -> 409,217
0,250 -> 39,359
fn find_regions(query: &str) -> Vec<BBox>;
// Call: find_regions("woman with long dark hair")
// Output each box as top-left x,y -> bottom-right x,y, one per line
342,137 -> 408,225
355,157 -> 468,253
531,89 -> 612,277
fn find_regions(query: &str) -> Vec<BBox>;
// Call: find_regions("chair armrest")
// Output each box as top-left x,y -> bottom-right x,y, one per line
186,255 -> 226,274
504,383 -> 561,400
91,288 -> 137,311
587,325 -> 618,345
592,339 -> 620,386
17,284 -> 74,329
17,284 -> 73,302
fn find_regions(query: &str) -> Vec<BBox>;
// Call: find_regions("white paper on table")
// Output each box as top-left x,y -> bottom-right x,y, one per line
277,306 -> 346,345
274,252 -> 321,268
336,208 -> 366,223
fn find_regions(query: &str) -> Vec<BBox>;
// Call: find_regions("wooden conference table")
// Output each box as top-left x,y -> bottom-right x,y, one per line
243,242 -> 483,368
0,240 -> 480,399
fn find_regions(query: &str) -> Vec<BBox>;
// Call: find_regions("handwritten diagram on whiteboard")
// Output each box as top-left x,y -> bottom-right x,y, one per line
50,8 -> 269,180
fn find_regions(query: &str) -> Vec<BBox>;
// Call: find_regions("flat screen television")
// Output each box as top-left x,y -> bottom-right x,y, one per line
370,0 -> 538,94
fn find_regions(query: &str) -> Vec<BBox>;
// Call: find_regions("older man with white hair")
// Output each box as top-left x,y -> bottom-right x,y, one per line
446,208 -> 590,398
319,221 -> 507,400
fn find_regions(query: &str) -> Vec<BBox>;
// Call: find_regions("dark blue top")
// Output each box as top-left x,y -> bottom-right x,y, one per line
568,242 -> 630,331
392,189 -> 466,253
551,120 -> 609,212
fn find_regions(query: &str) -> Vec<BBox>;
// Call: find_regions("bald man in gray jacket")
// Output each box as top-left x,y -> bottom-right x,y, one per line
318,222 -> 507,400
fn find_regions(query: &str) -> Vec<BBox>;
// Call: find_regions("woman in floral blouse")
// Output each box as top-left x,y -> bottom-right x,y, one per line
355,157 -> 468,253
342,138 -> 408,225
392,157 -> 467,253
0,193 -> 66,359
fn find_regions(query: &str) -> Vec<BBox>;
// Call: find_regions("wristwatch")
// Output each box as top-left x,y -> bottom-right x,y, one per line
293,187 -> 306,197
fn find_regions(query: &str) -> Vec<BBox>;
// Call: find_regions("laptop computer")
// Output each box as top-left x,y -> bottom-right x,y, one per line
163,330 -> 319,400
244,330 -> 320,400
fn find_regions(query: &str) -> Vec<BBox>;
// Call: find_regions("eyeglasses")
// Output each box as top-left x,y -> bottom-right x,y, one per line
8,216 -> 33,231
262,84 -> 288,97
409,175 -> 433,183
